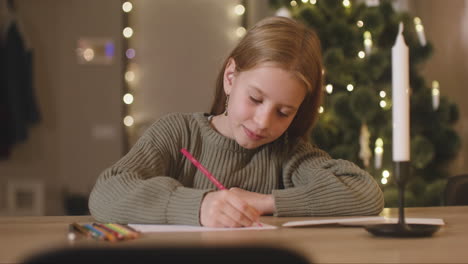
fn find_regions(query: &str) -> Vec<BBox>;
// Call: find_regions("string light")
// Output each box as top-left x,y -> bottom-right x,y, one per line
125,71 -> 135,82
382,170 -> 390,178
379,91 -> 386,98
236,27 -> 246,38
358,51 -> 365,59
343,0 -> 351,8
381,170 -> 390,184
302,0 -> 308,3
234,4 -> 247,39
310,0 -> 317,4
325,84 -> 333,94
356,20 -> 364,28
83,48 -> 95,61
123,93 -> 134,105
319,106 -> 324,113
123,27 -> 133,38
234,4 -> 245,15
123,116 -> 134,127
122,2 -> 133,13
122,1 -> 139,146
346,84 -> 354,92
290,0 -> 298,7
126,48 -> 136,59
379,100 -> 387,108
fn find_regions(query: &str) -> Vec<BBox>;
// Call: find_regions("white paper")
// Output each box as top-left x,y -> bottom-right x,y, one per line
129,223 -> 277,233
282,216 -> 445,227
282,217 -> 385,227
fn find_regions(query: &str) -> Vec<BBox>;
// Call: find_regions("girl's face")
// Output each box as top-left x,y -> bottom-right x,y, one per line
214,60 -> 306,149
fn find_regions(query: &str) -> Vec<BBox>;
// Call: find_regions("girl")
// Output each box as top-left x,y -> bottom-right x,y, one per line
89,17 -> 384,227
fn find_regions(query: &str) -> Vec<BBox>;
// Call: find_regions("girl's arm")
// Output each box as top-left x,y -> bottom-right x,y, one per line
272,141 -> 384,217
88,114 -> 211,226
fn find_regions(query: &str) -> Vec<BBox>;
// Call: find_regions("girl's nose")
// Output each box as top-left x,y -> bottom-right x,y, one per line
254,108 -> 273,129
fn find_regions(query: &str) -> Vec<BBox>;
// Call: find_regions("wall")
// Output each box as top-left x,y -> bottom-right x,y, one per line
0,0 -> 123,215
408,0 -> 468,175
128,0 -> 244,142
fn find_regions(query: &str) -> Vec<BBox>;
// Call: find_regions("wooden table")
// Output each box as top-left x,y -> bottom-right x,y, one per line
1,206 -> 467,263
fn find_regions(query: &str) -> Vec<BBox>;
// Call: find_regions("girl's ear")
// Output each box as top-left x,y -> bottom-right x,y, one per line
223,58 -> 237,95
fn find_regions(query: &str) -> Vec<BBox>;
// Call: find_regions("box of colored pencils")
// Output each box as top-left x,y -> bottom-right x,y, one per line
69,222 -> 140,242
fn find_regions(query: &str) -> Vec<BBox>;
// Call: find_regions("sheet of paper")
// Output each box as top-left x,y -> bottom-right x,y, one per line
282,217 -> 445,227
129,223 -> 278,233
282,216 -> 385,227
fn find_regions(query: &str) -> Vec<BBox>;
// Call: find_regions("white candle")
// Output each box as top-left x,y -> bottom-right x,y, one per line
374,138 -> 384,169
275,7 -> 291,18
366,0 -> 380,7
359,124 -> 371,168
374,148 -> 383,169
432,80 -> 440,110
392,23 -> 410,162
414,17 -> 427,46
364,31 -> 373,54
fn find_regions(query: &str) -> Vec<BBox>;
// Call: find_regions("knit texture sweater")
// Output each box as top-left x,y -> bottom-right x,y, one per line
89,112 -> 384,225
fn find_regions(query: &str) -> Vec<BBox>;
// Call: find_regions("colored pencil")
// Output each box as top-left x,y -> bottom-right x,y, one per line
103,223 -> 128,237
180,148 -> 227,190
70,222 -> 91,237
113,223 -> 140,238
93,223 -> 124,240
105,223 -> 139,239
91,223 -> 118,242
82,224 -> 106,240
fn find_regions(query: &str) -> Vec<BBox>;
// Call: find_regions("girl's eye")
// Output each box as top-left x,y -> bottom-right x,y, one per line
249,96 -> 262,104
278,111 -> 290,118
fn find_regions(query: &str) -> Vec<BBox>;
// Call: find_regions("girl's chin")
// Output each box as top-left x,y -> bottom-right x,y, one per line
240,144 -> 260,150
236,137 -> 267,149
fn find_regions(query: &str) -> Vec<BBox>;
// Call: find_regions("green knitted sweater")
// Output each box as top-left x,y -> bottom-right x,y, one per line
89,112 -> 384,225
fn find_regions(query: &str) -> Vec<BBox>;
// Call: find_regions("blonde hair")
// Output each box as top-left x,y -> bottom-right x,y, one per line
210,16 -> 323,141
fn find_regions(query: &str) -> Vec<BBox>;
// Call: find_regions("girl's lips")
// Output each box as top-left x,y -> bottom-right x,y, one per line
243,126 -> 265,141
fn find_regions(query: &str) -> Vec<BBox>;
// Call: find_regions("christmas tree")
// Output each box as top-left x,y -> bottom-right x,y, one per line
269,0 -> 461,207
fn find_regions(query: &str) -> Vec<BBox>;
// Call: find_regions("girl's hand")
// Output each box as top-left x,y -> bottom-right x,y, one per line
228,187 -> 276,215
200,189 -> 261,227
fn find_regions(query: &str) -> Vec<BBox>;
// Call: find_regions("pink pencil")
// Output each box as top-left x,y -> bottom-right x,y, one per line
180,148 -> 263,227
180,148 -> 227,190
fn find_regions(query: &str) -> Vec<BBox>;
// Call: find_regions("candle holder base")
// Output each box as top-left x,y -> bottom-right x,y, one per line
365,223 -> 440,237
365,162 -> 440,238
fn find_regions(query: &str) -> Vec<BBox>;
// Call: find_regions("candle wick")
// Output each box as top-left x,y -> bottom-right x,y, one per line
398,22 -> 404,35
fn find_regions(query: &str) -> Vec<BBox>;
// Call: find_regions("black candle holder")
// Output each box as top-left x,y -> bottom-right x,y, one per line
365,162 -> 440,237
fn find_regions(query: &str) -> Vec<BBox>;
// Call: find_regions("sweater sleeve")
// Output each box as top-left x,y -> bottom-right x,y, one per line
88,114 -> 211,225
272,141 -> 384,217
